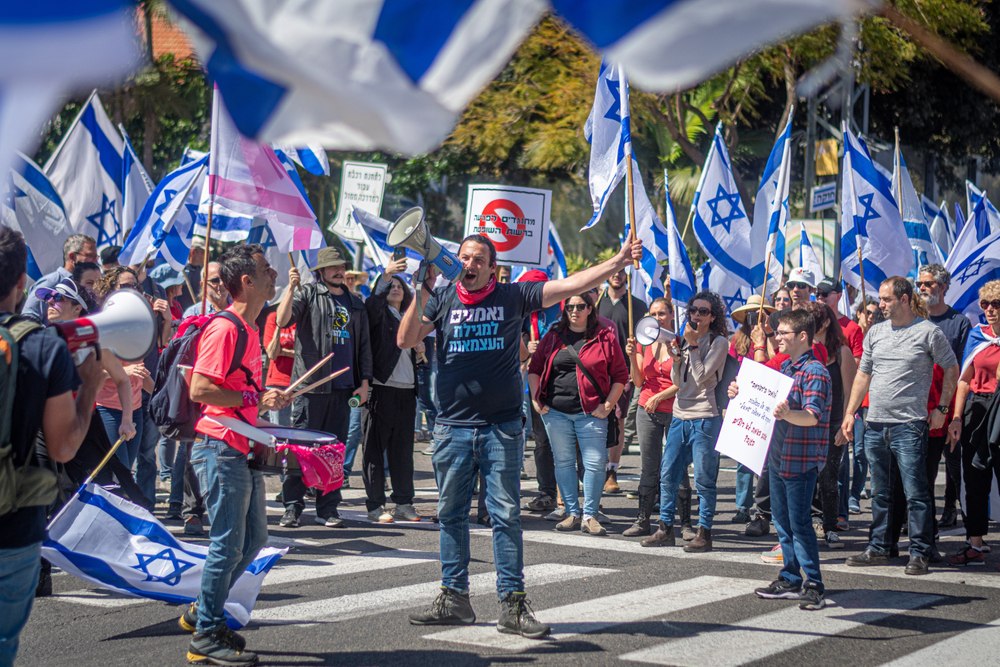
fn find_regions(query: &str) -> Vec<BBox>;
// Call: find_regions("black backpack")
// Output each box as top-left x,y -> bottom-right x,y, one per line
149,311 -> 257,441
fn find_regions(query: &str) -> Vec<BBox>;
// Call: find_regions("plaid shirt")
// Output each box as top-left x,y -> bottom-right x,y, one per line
775,350 -> 832,478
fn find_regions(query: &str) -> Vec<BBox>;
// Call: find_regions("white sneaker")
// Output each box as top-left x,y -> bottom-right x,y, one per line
367,506 -> 394,523
544,507 -> 566,522
393,503 -> 421,522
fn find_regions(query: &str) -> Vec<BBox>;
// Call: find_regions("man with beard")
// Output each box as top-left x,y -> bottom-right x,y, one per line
275,247 -> 372,528
596,267 -> 647,493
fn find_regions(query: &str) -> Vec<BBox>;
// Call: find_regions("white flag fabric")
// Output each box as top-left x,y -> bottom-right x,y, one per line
2,152 -> 73,276
945,228 -> 1000,326
272,143 -> 330,176
947,193 -> 997,292
665,171 -> 696,312
167,0 -> 862,156
0,4 -> 139,189
928,199 -> 953,262
583,61 -> 629,231
623,163 -> 669,304
839,125 -> 913,295
121,132 -> 154,238
692,124 -> 753,313
965,181 -> 1000,235
893,147 -> 942,271
750,115 -> 793,295
798,221 -> 825,282
44,92 -> 125,249
42,484 -> 286,628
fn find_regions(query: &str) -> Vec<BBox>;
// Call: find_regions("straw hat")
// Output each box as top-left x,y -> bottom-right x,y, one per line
730,294 -> 777,324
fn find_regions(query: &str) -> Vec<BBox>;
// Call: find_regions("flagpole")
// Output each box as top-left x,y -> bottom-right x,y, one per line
46,435 -> 127,531
200,203 -> 214,316
43,89 -> 99,173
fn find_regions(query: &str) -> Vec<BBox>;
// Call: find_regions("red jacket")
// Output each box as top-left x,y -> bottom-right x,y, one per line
529,322 -> 629,413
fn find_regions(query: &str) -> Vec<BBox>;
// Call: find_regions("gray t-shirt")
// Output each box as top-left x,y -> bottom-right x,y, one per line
860,317 -> 958,423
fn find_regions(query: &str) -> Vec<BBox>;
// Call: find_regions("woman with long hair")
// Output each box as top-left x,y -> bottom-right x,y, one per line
528,292 -> 628,536
642,291 -> 729,551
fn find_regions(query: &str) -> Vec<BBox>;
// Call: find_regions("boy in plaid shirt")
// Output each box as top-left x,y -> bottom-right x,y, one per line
729,309 -> 832,610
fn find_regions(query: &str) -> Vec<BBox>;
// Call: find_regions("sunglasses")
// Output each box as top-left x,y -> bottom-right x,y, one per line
916,280 -> 939,289
565,303 -> 589,312
816,291 -> 830,298
786,282 -> 810,290
980,299 -> 1000,311
689,307 -> 712,316
207,277 -> 223,286
44,293 -> 66,303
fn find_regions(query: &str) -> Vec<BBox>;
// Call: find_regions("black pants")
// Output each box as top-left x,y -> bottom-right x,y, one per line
284,389 -> 351,518
636,409 -> 672,499
529,399 -> 556,498
818,431 -> 846,530
960,393 -> 1000,538
926,434 -> 961,516
362,385 -> 417,511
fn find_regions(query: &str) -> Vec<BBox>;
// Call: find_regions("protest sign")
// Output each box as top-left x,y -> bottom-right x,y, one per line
465,184 -> 550,267
715,358 -> 793,475
329,160 -> 388,241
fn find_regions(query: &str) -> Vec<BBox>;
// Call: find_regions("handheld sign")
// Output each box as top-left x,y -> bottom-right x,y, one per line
464,184 -> 551,267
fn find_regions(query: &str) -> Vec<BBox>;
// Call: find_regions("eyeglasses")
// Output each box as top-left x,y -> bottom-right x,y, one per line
980,299 -> 1000,311
816,291 -> 830,298
774,329 -> 797,337
916,280 -> 939,289
689,307 -> 712,316
207,277 -> 223,286
565,303 -> 588,312
786,282 -> 810,290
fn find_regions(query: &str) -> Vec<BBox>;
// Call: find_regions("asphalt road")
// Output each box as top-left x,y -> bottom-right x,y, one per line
18,442 -> 1000,666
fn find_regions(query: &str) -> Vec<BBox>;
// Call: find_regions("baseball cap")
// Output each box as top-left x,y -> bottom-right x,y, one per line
815,278 -> 840,294
786,267 -> 816,289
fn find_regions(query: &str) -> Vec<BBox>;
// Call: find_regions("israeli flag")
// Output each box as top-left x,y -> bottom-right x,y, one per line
954,202 -> 967,239
348,207 -> 459,279
798,221 -> 825,283
839,124 -> 913,295
966,181 -> 1000,234
510,226 -> 568,282
665,170 -> 695,311
42,484 -> 285,628
750,114 -> 793,294
959,322 -> 1000,374
272,144 -> 330,176
2,152 -> 72,276
921,195 -> 942,228
181,147 -> 208,167
692,124 -> 753,314
622,164 -> 669,303
583,61 -> 629,231
947,193 -> 997,287
945,228 -> 1000,326
893,147 -> 942,272
44,91 -> 124,249
120,130 -> 153,239
928,200 -> 953,262
120,155 -> 208,270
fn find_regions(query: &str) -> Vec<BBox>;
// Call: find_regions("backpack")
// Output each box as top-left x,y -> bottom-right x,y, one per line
712,335 -> 741,412
149,311 -> 258,441
0,314 -> 58,515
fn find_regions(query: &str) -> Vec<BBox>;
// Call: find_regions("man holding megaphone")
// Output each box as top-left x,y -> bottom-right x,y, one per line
397,217 -> 642,640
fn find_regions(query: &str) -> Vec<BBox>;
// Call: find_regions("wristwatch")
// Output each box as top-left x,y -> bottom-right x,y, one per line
934,405 -> 949,415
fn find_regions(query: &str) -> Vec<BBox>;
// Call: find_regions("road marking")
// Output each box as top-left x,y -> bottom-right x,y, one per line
253,563 -> 616,624
51,549 -> 438,608
879,616 -> 1000,666
425,575 -> 754,651
621,589 -> 945,665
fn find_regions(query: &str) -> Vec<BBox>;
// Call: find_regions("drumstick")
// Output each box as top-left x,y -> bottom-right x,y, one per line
288,367 -> 350,400
283,352 -> 335,396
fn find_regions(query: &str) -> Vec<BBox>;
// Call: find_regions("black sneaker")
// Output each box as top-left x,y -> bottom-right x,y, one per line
408,587 -> 476,625
798,584 -> 828,611
496,592 -> 550,639
754,578 -> 801,600
845,549 -> 890,567
187,626 -> 257,666
745,516 -> 770,537
180,604 -> 247,650
279,508 -> 300,528
523,494 -> 557,512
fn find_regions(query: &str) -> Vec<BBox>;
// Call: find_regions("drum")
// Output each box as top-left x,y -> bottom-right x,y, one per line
248,426 -> 340,475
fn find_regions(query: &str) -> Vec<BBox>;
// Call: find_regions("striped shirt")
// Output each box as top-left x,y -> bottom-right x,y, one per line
774,351 -> 832,478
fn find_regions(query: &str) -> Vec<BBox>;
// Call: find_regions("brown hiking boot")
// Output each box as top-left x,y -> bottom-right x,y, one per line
603,469 -> 621,495
684,527 -> 712,552
640,521 -> 675,547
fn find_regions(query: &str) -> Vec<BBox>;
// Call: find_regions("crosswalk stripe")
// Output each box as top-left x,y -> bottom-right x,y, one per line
424,575 -> 754,651
879,616 -> 1000,666
51,548 -> 438,608
506,530 -> 1000,589
620,589 -> 945,665
252,563 -> 616,625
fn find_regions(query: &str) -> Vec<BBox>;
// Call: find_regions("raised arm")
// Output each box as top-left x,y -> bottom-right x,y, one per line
541,238 -> 642,308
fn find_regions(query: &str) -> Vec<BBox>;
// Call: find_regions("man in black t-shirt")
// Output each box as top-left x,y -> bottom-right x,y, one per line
596,268 -> 647,492
399,233 -> 642,639
0,228 -> 102,665
276,247 -> 372,528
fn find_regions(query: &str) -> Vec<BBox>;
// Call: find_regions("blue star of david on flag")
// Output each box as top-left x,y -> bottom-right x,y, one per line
86,193 -> 119,247
723,287 -> 746,313
854,192 -> 880,235
955,257 -> 988,285
706,185 -> 746,234
133,548 -> 195,587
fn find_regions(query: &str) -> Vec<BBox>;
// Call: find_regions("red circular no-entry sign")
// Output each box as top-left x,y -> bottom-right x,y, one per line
476,198 -> 527,251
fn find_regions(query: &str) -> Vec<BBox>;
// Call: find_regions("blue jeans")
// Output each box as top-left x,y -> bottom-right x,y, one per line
0,543 -> 41,667
191,437 -> 268,632
659,417 -> 721,528
267,386 -> 293,427
157,436 -> 176,482
735,463 -> 754,511
850,409 -> 869,501
541,409 -> 608,518
432,420 -> 524,598
97,405 -> 144,471
864,420 -> 933,557
770,468 -> 823,593
343,406 -> 363,476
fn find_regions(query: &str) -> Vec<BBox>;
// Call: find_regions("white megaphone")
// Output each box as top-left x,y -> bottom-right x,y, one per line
54,289 -> 157,362
386,206 -> 465,283
635,316 -> 676,346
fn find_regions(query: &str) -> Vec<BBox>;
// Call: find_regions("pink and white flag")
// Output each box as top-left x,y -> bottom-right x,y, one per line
202,88 -> 323,251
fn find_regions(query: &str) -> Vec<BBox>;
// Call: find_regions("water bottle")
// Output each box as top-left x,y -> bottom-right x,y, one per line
348,394 -> 361,408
